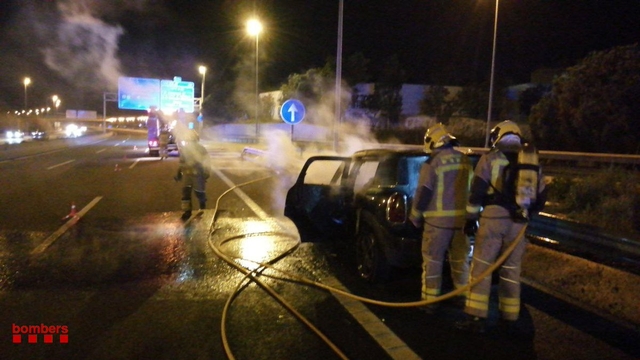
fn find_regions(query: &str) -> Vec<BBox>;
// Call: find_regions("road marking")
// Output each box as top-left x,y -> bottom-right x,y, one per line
47,159 -> 76,170
212,167 -> 419,360
129,159 -> 140,169
31,196 -> 103,255
323,277 -> 420,360
96,148 -> 106,153
212,168 -> 270,220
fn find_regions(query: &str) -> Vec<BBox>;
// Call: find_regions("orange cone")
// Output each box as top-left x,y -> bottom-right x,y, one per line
62,202 -> 77,221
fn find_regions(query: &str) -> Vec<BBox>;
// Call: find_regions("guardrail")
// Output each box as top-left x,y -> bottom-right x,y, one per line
529,213 -> 640,257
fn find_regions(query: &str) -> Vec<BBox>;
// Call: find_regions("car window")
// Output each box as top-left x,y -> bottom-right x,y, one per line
353,161 -> 379,193
304,159 -> 346,185
401,155 -> 429,187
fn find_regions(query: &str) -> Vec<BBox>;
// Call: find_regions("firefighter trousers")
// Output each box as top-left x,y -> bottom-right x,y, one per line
180,173 -> 207,212
421,224 -> 470,302
464,216 -> 527,321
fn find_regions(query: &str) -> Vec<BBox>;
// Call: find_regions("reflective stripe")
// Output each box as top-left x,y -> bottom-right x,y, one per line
422,287 -> 441,300
466,204 -> 481,214
466,292 -> 489,311
488,157 -> 509,194
499,297 -> 520,316
423,209 -> 466,217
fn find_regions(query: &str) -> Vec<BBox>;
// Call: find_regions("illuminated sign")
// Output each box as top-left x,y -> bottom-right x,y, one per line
118,77 -> 161,110
118,76 -> 195,113
160,77 -> 195,113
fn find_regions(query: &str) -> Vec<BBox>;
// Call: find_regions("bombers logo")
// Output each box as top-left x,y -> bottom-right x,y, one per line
12,324 -> 69,344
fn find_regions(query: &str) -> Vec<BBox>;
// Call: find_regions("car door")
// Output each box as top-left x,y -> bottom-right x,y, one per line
284,156 -> 353,240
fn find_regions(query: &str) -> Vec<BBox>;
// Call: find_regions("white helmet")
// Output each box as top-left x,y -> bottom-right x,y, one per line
490,120 -> 522,148
424,123 -> 456,154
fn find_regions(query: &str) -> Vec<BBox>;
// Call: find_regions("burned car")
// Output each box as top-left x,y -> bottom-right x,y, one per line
285,147 -> 480,283
285,148 -> 431,283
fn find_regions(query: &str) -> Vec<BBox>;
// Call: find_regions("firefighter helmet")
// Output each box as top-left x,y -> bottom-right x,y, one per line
424,123 -> 456,153
490,120 -> 521,147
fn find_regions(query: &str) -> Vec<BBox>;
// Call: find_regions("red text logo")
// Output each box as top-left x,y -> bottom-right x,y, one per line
12,324 -> 69,344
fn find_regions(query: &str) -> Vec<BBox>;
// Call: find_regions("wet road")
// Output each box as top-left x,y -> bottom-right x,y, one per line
0,133 -> 638,359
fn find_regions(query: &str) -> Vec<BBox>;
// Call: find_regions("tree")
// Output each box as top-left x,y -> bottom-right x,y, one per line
420,85 -> 454,123
454,83 -> 488,119
518,84 -> 550,117
529,44 -> 640,153
343,52 -> 371,86
280,63 -> 335,104
373,55 -> 405,128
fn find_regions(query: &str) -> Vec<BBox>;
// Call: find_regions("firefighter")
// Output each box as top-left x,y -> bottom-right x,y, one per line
409,123 -> 473,313
456,120 -> 547,333
174,131 -> 210,220
159,126 -> 170,159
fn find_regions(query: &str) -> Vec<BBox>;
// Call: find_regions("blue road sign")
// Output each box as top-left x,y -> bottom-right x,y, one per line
279,99 -> 306,125
118,77 -> 161,110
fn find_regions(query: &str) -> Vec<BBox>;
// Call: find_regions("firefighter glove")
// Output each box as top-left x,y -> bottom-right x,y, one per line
463,219 -> 478,237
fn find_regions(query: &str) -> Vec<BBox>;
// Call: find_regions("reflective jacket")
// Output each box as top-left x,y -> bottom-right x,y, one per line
411,145 -> 473,228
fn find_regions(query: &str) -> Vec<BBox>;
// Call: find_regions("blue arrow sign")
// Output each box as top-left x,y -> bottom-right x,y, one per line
280,99 -> 306,125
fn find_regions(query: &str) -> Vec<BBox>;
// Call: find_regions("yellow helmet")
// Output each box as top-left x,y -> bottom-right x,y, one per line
424,123 -> 456,154
490,120 -> 521,147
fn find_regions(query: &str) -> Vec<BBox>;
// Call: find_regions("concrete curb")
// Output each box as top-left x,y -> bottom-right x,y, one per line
522,243 -> 640,329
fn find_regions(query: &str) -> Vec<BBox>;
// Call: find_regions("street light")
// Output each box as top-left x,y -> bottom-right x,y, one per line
23,77 -> 31,109
247,18 -> 263,137
198,65 -> 207,109
484,0 -> 500,148
52,95 -> 61,114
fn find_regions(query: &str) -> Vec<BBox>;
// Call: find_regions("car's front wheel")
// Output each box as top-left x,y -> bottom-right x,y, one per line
355,224 -> 390,283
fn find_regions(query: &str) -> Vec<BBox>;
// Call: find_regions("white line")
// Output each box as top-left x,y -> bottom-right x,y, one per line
47,159 -> 75,170
129,159 -> 140,169
323,277 -> 421,360
96,148 -> 106,153
212,168 -> 419,359
212,168 -> 270,220
31,196 -> 103,255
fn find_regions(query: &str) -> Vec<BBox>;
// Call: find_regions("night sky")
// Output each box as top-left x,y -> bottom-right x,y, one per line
1,0 -> 639,111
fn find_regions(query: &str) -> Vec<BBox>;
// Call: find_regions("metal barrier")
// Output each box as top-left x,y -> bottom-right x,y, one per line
528,212 -> 640,257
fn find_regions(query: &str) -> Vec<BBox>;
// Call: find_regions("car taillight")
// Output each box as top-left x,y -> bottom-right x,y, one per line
149,140 -> 158,147
386,193 -> 407,224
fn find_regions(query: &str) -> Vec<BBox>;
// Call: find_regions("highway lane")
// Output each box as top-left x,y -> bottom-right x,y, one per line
0,133 -> 638,359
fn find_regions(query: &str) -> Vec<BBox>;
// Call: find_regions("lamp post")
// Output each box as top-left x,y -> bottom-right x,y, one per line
23,77 -> 31,109
198,65 -> 207,109
484,0 -> 500,148
247,18 -> 262,138
333,0 -> 344,152
53,95 -> 61,115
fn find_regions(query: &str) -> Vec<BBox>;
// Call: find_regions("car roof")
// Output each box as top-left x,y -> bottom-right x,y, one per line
352,147 -> 426,158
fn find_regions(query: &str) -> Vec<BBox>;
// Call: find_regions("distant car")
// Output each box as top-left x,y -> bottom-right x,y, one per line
6,130 -> 24,139
31,130 -> 49,140
167,131 -> 178,152
285,147 -> 479,283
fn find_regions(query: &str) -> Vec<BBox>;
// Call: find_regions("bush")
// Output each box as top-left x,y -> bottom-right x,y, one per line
547,170 -> 640,238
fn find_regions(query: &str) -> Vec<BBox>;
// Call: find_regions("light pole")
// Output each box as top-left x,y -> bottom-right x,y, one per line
198,65 -> 207,109
247,18 -> 262,138
333,0 -> 344,152
484,0 -> 500,148
23,77 -> 31,110
53,95 -> 61,115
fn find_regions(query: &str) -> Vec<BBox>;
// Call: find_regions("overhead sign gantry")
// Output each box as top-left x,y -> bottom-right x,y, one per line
118,76 -> 194,113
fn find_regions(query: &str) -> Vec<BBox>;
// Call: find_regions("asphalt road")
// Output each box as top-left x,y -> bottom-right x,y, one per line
0,133 -> 638,360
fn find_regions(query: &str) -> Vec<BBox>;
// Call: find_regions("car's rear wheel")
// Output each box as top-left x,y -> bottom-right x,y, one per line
355,224 -> 390,283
